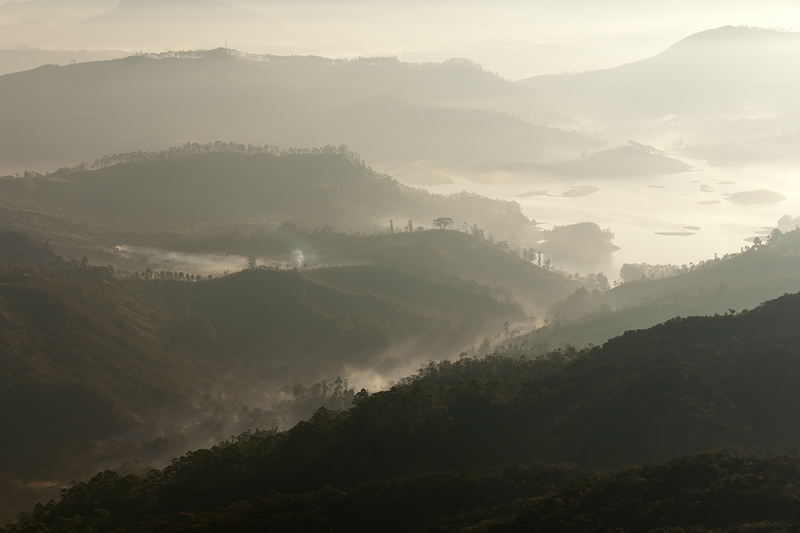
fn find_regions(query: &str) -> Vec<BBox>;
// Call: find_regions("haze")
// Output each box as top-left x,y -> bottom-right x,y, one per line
5,1 -> 800,528
1,1 -> 799,78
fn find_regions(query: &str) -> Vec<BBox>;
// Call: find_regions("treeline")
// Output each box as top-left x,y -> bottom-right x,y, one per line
42,142 -> 368,176
618,228 -> 785,285
11,450 -> 800,532
619,261 -> 686,282
137,48 -> 494,74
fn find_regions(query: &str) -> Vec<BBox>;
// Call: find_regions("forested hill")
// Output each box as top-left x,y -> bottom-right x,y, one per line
0,147 -> 538,246
0,51 -> 597,172
161,225 -> 583,313
0,253 -> 523,517
11,288 -> 800,531
529,227 -> 800,349
0,231 -> 59,264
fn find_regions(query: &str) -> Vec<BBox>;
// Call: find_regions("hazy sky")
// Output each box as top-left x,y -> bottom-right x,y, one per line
2,0 -> 800,77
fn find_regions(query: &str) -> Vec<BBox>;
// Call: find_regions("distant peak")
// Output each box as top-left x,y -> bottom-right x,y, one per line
668,25 -> 799,49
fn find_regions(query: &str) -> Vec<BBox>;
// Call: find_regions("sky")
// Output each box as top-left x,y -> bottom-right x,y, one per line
2,0 -> 800,78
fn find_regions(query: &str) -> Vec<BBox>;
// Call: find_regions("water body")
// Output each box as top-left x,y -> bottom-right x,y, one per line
412,160 -> 799,280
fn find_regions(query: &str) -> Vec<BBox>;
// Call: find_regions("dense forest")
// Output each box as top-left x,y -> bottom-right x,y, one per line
3,23 -> 800,531
7,283 -> 800,530
0,230 -> 534,521
525,226 -> 800,351
0,147 -> 539,245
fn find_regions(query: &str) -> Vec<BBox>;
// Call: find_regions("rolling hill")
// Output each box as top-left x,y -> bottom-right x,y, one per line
520,26 -> 800,123
0,242 -> 527,519
0,147 -> 543,250
10,287 -> 800,531
524,227 -> 800,350
0,50 -> 598,174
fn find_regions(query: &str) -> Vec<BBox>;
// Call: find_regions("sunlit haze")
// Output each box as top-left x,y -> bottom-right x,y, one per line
5,2 -> 800,527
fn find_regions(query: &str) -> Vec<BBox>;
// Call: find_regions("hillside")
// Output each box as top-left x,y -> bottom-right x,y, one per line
525,227 -> 800,350
304,265 -> 524,323
0,147 -> 541,248
0,51 -> 598,174
13,451 -> 800,532
188,227 -> 582,313
504,451 -> 800,532
0,246 -> 529,521
520,26 -> 800,123
138,226 -> 582,314
0,231 -> 60,265
9,288 -> 800,530
0,49 -> 127,77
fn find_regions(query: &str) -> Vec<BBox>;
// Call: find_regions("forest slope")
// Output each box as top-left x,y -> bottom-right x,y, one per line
0,253 -> 519,483
528,228 -> 800,350
12,288 -> 800,530
175,227 -> 582,313
0,148 -> 539,247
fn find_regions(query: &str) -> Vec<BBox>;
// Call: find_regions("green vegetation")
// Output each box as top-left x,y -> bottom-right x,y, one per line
529,227 -> 800,350
0,246 -> 520,514
304,265 -> 524,322
0,148 -> 533,241
100,218 -> 581,313
0,147 -> 546,264
503,450 -> 800,532
8,287 -> 800,530
0,231 -> 60,264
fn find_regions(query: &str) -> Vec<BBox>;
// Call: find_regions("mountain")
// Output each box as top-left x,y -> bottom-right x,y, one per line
0,232 -> 531,521
304,265 -> 524,323
127,221 -> 583,315
10,288 -> 800,530
282,228 -> 581,313
0,49 -> 127,77
525,227 -> 800,350
0,231 -> 60,264
521,26 -> 800,122
0,147 -> 541,248
0,51 -> 598,175
519,26 -> 800,153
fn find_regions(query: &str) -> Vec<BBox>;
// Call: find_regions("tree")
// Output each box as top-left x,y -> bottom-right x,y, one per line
293,383 -> 307,399
353,388 -> 370,405
432,217 -> 454,230
247,255 -> 258,269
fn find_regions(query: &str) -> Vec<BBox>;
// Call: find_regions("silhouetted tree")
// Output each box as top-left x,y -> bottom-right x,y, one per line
432,217 -> 454,230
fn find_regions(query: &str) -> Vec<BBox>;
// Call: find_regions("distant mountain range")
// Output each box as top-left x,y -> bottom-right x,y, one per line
520,26 -> 800,123
0,50 -> 597,175
3,26 -> 797,174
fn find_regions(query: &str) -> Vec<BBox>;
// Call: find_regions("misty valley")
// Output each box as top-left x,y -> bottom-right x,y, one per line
3,5 -> 800,531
